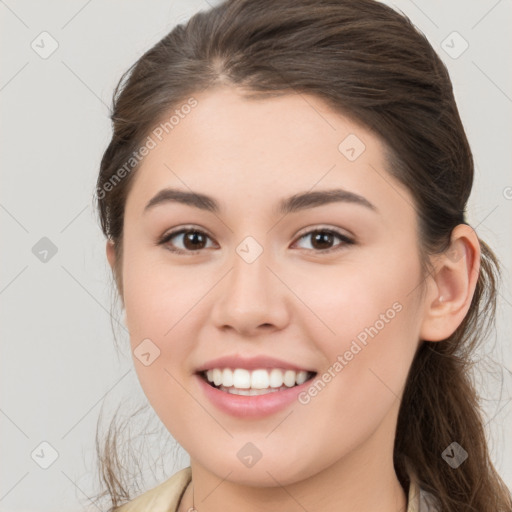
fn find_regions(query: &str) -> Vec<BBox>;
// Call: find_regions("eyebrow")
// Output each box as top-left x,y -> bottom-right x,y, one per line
144,187 -> 377,215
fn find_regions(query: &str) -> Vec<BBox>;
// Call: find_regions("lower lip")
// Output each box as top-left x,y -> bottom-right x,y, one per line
196,374 -> 314,418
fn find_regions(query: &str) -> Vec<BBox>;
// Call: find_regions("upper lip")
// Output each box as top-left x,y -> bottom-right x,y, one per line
195,355 -> 315,373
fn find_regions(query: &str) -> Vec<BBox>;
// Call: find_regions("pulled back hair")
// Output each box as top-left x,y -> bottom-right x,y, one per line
94,0 -> 512,510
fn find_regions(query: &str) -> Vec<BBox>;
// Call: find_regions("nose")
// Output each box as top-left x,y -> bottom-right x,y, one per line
210,245 -> 290,337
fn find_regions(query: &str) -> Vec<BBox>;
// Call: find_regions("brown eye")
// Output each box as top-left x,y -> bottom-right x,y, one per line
159,228 -> 214,253
181,231 -> 208,250
294,228 -> 354,254
158,226 -> 354,255
311,230 -> 336,250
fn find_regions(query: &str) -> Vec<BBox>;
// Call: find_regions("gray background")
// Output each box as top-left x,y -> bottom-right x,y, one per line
1,0 -> 511,510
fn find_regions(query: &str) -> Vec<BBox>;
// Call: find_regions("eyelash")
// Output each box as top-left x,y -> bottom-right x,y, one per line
157,225 -> 355,255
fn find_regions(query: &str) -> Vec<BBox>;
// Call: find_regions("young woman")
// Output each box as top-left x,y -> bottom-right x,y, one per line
94,0 -> 512,510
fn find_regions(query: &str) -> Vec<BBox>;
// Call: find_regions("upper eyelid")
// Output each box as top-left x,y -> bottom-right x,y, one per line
295,224 -> 353,239
163,223 -> 352,237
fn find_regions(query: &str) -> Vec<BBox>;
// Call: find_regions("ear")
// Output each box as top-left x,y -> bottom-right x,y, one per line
420,224 -> 481,342
106,239 -> 116,270
106,239 -> 125,311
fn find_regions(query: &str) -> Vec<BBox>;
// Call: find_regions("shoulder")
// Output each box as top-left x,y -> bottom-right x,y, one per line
114,467 -> 192,512
113,465 -> 440,512
407,474 -> 440,512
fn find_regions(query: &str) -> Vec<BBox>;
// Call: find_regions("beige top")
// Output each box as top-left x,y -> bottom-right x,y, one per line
114,466 -> 440,511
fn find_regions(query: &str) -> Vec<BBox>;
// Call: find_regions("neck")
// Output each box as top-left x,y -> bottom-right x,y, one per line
181,465 -> 406,512
178,415 -> 407,512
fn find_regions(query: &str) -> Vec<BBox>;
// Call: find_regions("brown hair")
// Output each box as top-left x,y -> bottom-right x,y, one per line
94,0 -> 512,510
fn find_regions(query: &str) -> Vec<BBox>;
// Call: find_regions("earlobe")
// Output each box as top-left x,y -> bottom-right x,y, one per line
106,239 -> 116,270
419,225 -> 481,342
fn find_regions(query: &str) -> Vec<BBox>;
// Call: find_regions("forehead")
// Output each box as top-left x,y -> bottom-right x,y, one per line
124,85 -> 413,221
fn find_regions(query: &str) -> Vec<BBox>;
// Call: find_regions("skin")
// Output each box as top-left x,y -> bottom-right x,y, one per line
107,85 -> 480,512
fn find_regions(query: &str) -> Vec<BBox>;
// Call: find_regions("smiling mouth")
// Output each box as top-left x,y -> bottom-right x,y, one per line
199,368 -> 317,396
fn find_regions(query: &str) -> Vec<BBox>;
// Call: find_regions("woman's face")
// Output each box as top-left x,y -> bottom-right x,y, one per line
114,85 -> 427,485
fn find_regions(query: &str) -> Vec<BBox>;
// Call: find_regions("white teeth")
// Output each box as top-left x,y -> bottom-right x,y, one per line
212,368 -> 223,386
296,370 -> 308,385
232,368 -> 251,389
203,367 -> 313,391
222,368 -> 233,387
269,368 -> 283,388
251,369 -> 269,389
283,370 -> 296,387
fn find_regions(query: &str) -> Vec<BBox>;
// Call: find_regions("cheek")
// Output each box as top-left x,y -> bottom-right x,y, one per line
292,276 -> 420,474
121,244 -> 204,339
298,249 -> 422,395
120,244 -> 217,420
294,247 -> 421,340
